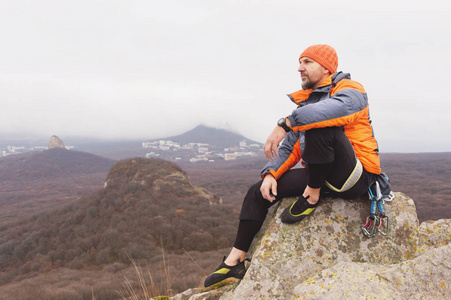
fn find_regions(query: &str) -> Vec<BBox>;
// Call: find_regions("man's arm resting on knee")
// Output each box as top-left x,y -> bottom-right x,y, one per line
263,125 -> 287,161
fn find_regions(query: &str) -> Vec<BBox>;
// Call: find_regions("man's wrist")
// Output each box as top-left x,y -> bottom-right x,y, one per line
277,118 -> 291,132
285,118 -> 292,129
262,172 -> 275,180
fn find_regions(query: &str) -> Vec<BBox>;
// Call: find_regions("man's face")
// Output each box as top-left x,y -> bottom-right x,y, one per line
298,57 -> 327,90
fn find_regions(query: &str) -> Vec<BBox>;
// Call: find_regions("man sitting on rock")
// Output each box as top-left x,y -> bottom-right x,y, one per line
204,44 -> 383,287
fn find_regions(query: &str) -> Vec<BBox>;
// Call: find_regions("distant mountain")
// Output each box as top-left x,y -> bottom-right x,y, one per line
74,125 -> 263,160
157,125 -> 262,147
0,148 -> 115,181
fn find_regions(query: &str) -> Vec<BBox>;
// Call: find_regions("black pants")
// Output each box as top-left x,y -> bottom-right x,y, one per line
233,127 -> 376,251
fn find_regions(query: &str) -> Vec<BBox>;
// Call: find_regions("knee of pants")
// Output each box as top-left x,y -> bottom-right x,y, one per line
305,127 -> 343,146
239,180 -> 270,221
303,127 -> 344,163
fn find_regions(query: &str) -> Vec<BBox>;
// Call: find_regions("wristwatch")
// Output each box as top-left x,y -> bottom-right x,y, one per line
277,118 -> 291,132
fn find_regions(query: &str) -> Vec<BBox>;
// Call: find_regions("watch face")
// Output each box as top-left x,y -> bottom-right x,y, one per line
277,118 -> 290,132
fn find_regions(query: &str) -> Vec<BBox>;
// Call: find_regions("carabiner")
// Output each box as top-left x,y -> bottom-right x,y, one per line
364,183 -> 391,238
384,192 -> 395,202
377,216 -> 389,236
361,215 -> 378,238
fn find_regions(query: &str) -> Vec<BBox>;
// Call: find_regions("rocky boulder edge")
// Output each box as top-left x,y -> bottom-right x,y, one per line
173,192 -> 451,299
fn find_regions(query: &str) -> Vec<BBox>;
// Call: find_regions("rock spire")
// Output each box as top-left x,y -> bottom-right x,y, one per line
48,135 -> 66,149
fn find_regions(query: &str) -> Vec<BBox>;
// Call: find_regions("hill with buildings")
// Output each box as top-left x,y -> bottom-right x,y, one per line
142,125 -> 263,163
71,125 -> 263,161
161,125 -> 259,147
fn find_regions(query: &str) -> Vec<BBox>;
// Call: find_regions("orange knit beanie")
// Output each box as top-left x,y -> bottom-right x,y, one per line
299,44 -> 338,74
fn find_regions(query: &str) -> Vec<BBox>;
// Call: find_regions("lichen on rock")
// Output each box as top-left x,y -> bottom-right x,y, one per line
174,192 -> 451,299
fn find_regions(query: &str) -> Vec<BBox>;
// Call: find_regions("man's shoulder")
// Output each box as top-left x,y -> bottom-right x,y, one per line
288,89 -> 312,104
331,77 -> 366,95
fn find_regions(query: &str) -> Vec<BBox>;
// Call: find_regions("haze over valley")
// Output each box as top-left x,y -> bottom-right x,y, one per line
0,126 -> 450,299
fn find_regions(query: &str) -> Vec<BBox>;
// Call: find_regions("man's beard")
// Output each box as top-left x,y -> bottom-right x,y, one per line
302,77 -> 315,90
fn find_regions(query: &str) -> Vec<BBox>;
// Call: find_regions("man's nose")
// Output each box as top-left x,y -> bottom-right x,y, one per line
298,64 -> 305,72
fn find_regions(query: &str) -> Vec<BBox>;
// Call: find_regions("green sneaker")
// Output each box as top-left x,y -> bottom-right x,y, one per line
281,195 -> 320,224
204,256 -> 249,287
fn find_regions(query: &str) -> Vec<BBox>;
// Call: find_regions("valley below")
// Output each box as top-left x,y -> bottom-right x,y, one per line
0,144 -> 450,299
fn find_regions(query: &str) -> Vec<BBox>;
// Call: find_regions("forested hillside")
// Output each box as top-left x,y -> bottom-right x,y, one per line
0,148 -> 114,181
0,150 -> 450,299
0,157 -> 238,299
0,148 -> 115,226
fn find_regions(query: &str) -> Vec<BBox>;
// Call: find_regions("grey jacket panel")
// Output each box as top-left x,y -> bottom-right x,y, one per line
260,72 -> 367,178
261,130 -> 305,177
287,86 -> 368,130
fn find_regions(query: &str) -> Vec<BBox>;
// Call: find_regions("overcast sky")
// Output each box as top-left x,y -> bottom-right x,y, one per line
1,0 -> 450,152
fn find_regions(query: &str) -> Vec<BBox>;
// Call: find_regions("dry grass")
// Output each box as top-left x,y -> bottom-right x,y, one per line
117,247 -> 178,300
116,246 -> 216,300
0,249 -> 227,299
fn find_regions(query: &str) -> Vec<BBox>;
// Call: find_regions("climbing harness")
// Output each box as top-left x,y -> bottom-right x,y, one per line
326,158 -> 363,193
361,180 -> 394,238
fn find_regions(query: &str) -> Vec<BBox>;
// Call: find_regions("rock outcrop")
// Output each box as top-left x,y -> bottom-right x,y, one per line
173,193 -> 451,299
103,157 -> 222,205
48,135 -> 66,149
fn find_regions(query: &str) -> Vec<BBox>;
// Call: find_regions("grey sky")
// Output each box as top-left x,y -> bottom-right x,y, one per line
1,0 -> 450,152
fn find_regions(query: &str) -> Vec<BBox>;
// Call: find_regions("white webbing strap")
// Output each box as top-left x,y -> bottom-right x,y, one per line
325,158 -> 363,193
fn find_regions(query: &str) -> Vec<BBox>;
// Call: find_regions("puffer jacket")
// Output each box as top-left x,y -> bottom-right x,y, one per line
261,71 -> 381,179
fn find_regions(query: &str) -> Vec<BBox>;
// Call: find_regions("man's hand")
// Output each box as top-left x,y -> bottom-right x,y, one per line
263,126 -> 287,161
260,174 -> 277,202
